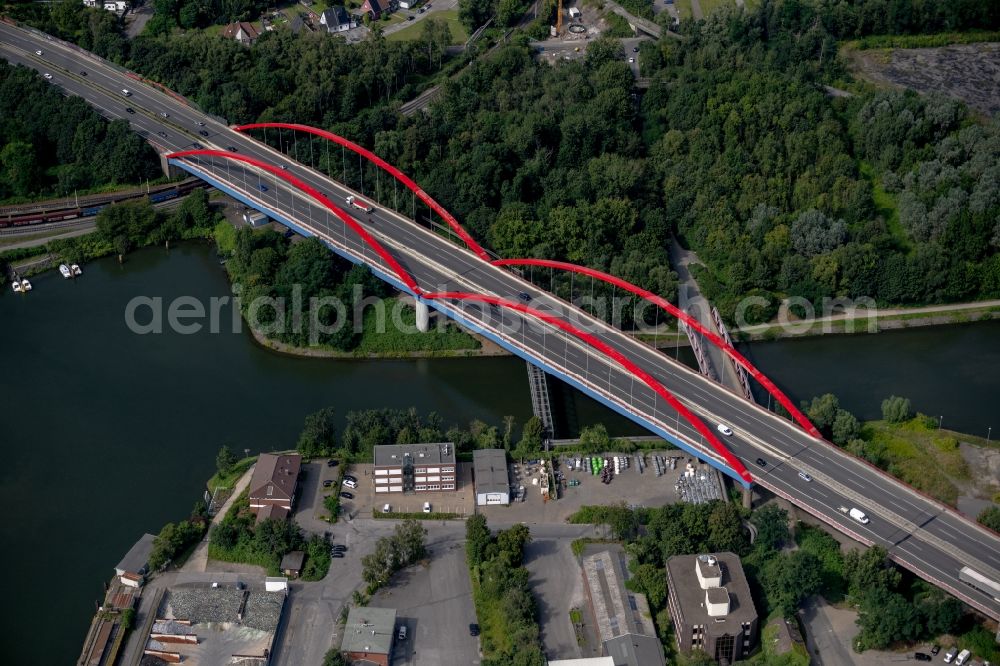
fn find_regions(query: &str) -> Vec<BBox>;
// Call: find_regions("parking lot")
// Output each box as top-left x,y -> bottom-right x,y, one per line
368,533 -> 481,666
346,462 -> 477,518
480,450 -> 726,524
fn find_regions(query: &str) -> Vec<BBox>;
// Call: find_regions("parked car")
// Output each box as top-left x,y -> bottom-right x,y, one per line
327,459 -> 339,467
944,648 -> 958,663
343,478 -> 357,489
323,480 -> 333,488
398,625 -> 407,640
331,551 -> 345,558
916,654 -> 932,662
382,504 -> 391,513
423,502 -> 431,513
469,623 -> 480,636
340,491 -> 354,500
407,15 -> 414,19
332,544 -> 347,552
344,474 -> 358,483
932,646 -> 941,656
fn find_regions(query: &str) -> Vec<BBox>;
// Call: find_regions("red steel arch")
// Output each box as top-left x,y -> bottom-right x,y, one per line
233,122 -> 492,262
166,149 -> 421,294
422,290 -> 755,483
491,258 -> 822,439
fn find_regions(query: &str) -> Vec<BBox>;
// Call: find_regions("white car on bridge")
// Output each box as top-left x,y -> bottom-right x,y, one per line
716,423 -> 733,436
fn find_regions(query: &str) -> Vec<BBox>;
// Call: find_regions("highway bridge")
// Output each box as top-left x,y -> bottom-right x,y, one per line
4,20 -> 1000,622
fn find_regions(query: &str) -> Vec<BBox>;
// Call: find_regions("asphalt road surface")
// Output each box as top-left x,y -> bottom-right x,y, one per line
4,20 -> 1000,620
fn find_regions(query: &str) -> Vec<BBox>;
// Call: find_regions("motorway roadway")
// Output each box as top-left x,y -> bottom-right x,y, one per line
4,21 -> 1000,621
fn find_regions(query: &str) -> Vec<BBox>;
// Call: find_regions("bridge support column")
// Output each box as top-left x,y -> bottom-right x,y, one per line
159,154 -> 184,180
415,299 -> 430,332
742,485 -> 753,510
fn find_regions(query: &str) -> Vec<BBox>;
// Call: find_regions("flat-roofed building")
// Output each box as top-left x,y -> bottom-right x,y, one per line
341,606 -> 396,666
580,544 -> 666,666
373,443 -> 456,493
473,448 -> 510,505
665,552 -> 759,663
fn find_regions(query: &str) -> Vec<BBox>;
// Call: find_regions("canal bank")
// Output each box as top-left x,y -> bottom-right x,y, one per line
1,243 -> 999,664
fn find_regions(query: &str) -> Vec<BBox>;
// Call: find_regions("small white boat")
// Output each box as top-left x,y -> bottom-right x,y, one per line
12,280 -> 22,293
59,264 -> 72,279
71,264 -> 82,276
20,278 -> 32,291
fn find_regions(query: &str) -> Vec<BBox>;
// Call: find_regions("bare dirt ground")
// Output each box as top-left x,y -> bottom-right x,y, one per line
847,42 -> 1000,117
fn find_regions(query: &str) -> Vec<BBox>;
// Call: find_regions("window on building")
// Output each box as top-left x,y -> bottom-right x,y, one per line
266,485 -> 273,496
715,634 -> 735,663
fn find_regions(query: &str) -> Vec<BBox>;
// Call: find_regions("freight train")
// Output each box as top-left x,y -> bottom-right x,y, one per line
0,179 -> 204,229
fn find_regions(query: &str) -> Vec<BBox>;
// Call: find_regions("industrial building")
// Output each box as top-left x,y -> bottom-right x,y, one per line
341,606 -> 397,666
665,552 -> 759,663
473,448 -> 510,505
580,544 -> 666,666
373,443 -> 456,493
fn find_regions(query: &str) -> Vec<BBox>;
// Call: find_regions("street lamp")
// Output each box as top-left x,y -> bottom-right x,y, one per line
938,415 -> 943,430
988,427 -> 992,445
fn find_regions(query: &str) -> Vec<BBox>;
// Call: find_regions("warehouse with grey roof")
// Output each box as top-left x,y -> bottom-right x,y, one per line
473,448 -> 510,505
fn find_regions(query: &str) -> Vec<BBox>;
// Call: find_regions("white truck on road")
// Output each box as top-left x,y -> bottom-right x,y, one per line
346,195 -> 373,213
839,506 -> 870,524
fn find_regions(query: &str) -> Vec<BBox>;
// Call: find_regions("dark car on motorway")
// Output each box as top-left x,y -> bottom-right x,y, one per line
755,457 -> 766,467
80,70 -> 87,76
518,291 -> 532,302
199,130 -> 210,137
157,131 -> 168,138
125,107 -> 135,114
226,145 -> 238,152
192,142 -> 204,149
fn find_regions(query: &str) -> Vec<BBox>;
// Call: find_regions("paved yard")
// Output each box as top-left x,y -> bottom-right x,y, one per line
524,536 -> 598,661
481,450 -> 722,525
370,533 -> 481,665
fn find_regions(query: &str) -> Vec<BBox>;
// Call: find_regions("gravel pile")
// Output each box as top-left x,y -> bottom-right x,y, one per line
164,588 -> 242,623
243,592 -> 284,632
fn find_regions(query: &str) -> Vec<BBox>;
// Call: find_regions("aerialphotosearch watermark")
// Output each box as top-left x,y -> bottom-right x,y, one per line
123,282 -> 881,344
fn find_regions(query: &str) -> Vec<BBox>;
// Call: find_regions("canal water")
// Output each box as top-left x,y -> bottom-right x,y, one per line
0,243 -> 997,664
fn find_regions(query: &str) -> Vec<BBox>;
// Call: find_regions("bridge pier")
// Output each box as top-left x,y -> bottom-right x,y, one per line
159,153 -> 185,180
742,485 -> 753,510
415,299 -> 430,332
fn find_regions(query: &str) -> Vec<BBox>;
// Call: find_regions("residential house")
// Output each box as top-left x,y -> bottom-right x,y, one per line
248,453 -> 301,524
320,6 -> 357,32
359,0 -> 392,20
222,21 -> 261,46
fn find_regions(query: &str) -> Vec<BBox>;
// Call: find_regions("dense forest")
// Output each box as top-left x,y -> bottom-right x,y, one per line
7,0 -> 1000,319
0,61 -> 160,202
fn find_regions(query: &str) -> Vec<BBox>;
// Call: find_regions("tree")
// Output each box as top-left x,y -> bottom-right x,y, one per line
466,514 -> 492,569
216,445 -> 238,477
855,587 -> 922,650
514,417 -> 544,460
761,550 -> 823,617
881,396 -> 912,423
458,0 -> 493,31
751,504 -> 788,553
393,519 -> 427,564
804,394 -> 840,435
843,545 -> 900,599
496,523 -> 531,567
297,407 -> 337,457
977,505 -> 1000,532
831,409 -> 860,446
322,649 -> 347,666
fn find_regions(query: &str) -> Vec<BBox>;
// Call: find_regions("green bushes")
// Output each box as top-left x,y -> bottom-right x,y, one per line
466,517 -> 545,665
